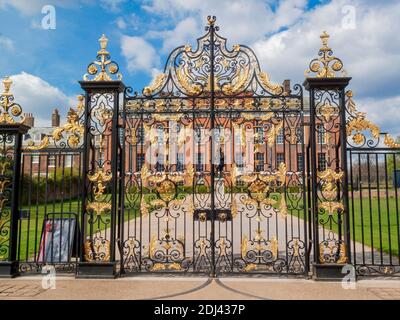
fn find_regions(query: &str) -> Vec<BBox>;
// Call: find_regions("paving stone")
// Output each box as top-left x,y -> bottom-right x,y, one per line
367,288 -> 400,300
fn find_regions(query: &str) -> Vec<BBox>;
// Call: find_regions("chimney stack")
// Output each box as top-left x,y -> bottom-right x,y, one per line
52,108 -> 60,127
24,113 -> 34,128
283,79 -> 291,95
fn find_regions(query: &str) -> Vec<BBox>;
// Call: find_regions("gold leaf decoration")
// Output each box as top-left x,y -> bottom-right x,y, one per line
84,235 -> 110,262
305,31 -> 346,78
26,136 -> 50,151
319,201 -> 344,215
279,196 -> 288,219
83,34 -> 122,81
241,236 -> 248,258
0,77 -> 25,125
176,64 -> 202,95
140,195 -> 149,216
258,71 -> 284,95
231,198 -> 238,218
384,134 -> 400,148
86,201 -> 111,216
270,237 -> 278,259
143,73 -> 166,96
222,63 -> 249,95
244,263 -> 257,272
52,108 -> 84,148
318,102 -> 339,123
87,168 -> 112,199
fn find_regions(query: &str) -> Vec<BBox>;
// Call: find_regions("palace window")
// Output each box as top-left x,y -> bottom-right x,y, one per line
194,125 -> 203,144
136,153 -> 144,171
235,152 -> 244,168
277,153 -> 285,166
297,153 -> 304,172
317,125 -> 326,145
177,153 -> 185,172
277,128 -> 284,144
48,155 -> 56,167
254,126 -> 264,144
137,126 -> 144,144
255,152 -> 264,172
195,153 -> 204,172
32,155 -> 39,164
318,153 -> 327,171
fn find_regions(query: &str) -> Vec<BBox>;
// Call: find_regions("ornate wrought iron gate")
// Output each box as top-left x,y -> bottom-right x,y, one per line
1,16 -> 400,279
119,16 -> 307,276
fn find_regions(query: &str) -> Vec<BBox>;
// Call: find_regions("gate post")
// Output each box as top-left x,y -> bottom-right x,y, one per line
303,32 -> 352,280
77,35 -> 124,278
0,77 -> 29,277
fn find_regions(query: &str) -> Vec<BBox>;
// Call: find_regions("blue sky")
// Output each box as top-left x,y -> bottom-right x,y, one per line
1,0 -> 400,134
0,0 -> 327,93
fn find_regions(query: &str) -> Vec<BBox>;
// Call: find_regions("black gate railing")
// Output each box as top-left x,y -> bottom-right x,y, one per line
348,149 -> 400,276
120,16 -> 307,276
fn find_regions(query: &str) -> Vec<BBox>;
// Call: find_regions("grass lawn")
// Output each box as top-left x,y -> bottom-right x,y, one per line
349,195 -> 400,258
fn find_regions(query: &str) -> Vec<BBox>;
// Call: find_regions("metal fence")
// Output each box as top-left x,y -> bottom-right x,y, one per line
0,16 -> 399,280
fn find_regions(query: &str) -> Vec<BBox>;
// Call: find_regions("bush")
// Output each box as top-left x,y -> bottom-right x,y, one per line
20,168 -> 81,205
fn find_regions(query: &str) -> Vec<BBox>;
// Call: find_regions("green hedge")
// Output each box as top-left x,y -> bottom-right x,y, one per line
20,168 -> 81,205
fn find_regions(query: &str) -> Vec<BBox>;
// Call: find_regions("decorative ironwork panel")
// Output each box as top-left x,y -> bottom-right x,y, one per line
0,133 -> 15,261
121,16 -> 307,276
82,91 -> 115,262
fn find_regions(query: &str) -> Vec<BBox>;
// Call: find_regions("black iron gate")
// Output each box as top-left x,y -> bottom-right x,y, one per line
1,16 -> 399,279
120,16 -> 307,276
345,91 -> 400,277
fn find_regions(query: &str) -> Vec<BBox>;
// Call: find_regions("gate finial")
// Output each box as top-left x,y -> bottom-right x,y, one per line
207,15 -> 216,25
305,31 -> 347,78
83,34 -> 122,81
0,76 -> 25,124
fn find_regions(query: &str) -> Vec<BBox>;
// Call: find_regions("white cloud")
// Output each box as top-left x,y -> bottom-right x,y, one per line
124,0 -> 400,134
358,95 -> 400,137
8,72 -> 74,127
251,0 -> 400,96
0,0 -> 80,16
147,17 -> 199,53
115,13 -> 141,31
100,0 -> 126,13
116,17 -> 127,30
0,35 -> 14,51
141,0 -> 308,44
121,36 -> 160,74
124,0 -> 307,77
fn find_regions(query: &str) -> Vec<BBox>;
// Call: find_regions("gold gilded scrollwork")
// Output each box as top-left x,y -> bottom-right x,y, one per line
86,168 -> 112,216
176,64 -> 202,95
257,71 -> 284,95
143,74 -> 167,96
346,114 -> 380,145
237,163 -> 287,218
384,134 -> 400,148
318,168 -> 344,215
346,90 -> 399,148
345,90 -> 380,145
318,102 -> 339,123
84,233 -> 110,262
26,136 -> 50,151
0,77 -> 25,125
305,31 -> 346,78
319,232 -> 348,264
0,178 -> 10,211
222,64 -> 249,95
26,95 -> 85,150
88,168 -> 112,198
52,108 -> 84,148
